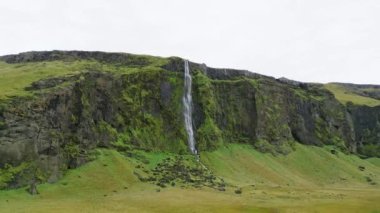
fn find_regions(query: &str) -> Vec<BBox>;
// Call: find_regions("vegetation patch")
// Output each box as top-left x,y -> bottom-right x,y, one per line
325,83 -> 380,107
0,162 -> 31,189
130,152 -> 226,190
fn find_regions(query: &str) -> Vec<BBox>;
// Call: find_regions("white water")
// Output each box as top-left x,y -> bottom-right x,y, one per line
183,60 -> 197,155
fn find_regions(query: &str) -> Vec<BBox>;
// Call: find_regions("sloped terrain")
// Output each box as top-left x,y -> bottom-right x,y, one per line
325,83 -> 380,107
202,143 -> 380,187
0,144 -> 379,212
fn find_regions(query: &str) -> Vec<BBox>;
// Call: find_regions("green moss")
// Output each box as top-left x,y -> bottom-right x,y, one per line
197,117 -> 223,151
291,87 -> 325,102
193,71 -> 217,115
314,116 -> 348,152
115,113 -> 125,127
193,71 -> 224,151
193,72 -> 262,150
358,123 -> 380,155
253,138 -> 295,156
0,103 -> 6,114
254,139 -> 276,154
331,136 -> 346,151
315,116 -> 331,144
107,69 -> 187,153
0,120 -> 6,130
255,90 -> 291,144
63,143 -> 80,159
359,144 -> 380,158
98,121 -> 118,138
292,88 -> 309,100
69,114 -> 78,123
0,162 -> 31,189
248,79 -> 259,88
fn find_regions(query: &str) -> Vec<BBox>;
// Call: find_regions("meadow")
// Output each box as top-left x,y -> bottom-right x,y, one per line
0,143 -> 379,213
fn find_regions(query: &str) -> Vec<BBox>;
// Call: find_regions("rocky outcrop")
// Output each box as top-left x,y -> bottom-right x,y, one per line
0,50 -> 149,67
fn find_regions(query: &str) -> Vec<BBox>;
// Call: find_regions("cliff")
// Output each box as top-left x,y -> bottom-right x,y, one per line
0,51 -> 379,189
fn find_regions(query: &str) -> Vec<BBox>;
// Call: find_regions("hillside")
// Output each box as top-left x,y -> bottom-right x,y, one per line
0,51 -> 379,212
325,83 -> 380,107
0,144 -> 379,212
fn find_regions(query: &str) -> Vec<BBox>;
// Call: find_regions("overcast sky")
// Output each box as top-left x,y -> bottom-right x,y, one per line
1,0 -> 379,84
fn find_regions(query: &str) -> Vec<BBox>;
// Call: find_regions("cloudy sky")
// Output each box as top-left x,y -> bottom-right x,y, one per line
1,0 -> 379,84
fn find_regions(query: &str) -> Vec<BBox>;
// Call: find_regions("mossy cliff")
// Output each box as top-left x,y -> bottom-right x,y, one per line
190,64 -> 355,154
0,51 -> 378,188
348,104 -> 380,157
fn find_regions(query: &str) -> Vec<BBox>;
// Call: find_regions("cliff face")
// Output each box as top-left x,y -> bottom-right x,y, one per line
0,51 -> 378,189
348,105 -> 380,157
190,63 -> 355,154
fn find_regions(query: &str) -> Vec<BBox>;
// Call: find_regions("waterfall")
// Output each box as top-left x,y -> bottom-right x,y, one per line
183,60 -> 197,155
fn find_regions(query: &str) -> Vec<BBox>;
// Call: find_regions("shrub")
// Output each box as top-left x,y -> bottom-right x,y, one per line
254,139 -> 276,154
234,188 -> 242,194
0,163 -> 31,189
359,144 -> 380,158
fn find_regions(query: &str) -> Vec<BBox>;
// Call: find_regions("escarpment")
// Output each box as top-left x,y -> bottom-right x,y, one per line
0,51 -> 379,189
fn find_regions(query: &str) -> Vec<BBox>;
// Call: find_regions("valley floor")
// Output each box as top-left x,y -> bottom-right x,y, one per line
0,144 -> 379,213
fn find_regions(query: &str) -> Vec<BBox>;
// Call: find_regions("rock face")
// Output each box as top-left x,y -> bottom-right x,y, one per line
348,104 -> 380,157
0,55 -> 187,188
0,51 -> 378,188
190,63 -> 355,153
27,181 -> 39,195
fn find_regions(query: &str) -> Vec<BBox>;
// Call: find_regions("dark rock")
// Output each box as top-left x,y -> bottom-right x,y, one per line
0,51 -> 147,67
27,182 -> 39,195
348,105 -> 380,157
234,188 -> 242,194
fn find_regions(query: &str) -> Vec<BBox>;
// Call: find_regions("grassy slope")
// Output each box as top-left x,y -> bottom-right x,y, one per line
0,56 -> 169,100
0,60 -> 85,99
324,83 -> 380,107
201,143 -> 380,188
0,145 -> 379,213
368,158 -> 380,167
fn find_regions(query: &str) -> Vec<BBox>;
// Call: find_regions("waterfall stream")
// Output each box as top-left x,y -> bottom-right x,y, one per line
183,60 -> 197,154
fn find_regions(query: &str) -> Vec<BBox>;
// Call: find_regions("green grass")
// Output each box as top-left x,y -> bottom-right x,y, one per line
0,60 -> 85,99
325,83 -> 380,107
368,158 -> 380,167
201,143 -> 380,188
0,145 -> 379,212
0,55 -> 169,100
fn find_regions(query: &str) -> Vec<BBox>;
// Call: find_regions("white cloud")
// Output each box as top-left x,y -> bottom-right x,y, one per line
0,0 -> 379,84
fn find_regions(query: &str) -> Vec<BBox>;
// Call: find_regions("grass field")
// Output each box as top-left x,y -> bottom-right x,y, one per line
0,144 -> 379,213
324,83 -> 380,107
